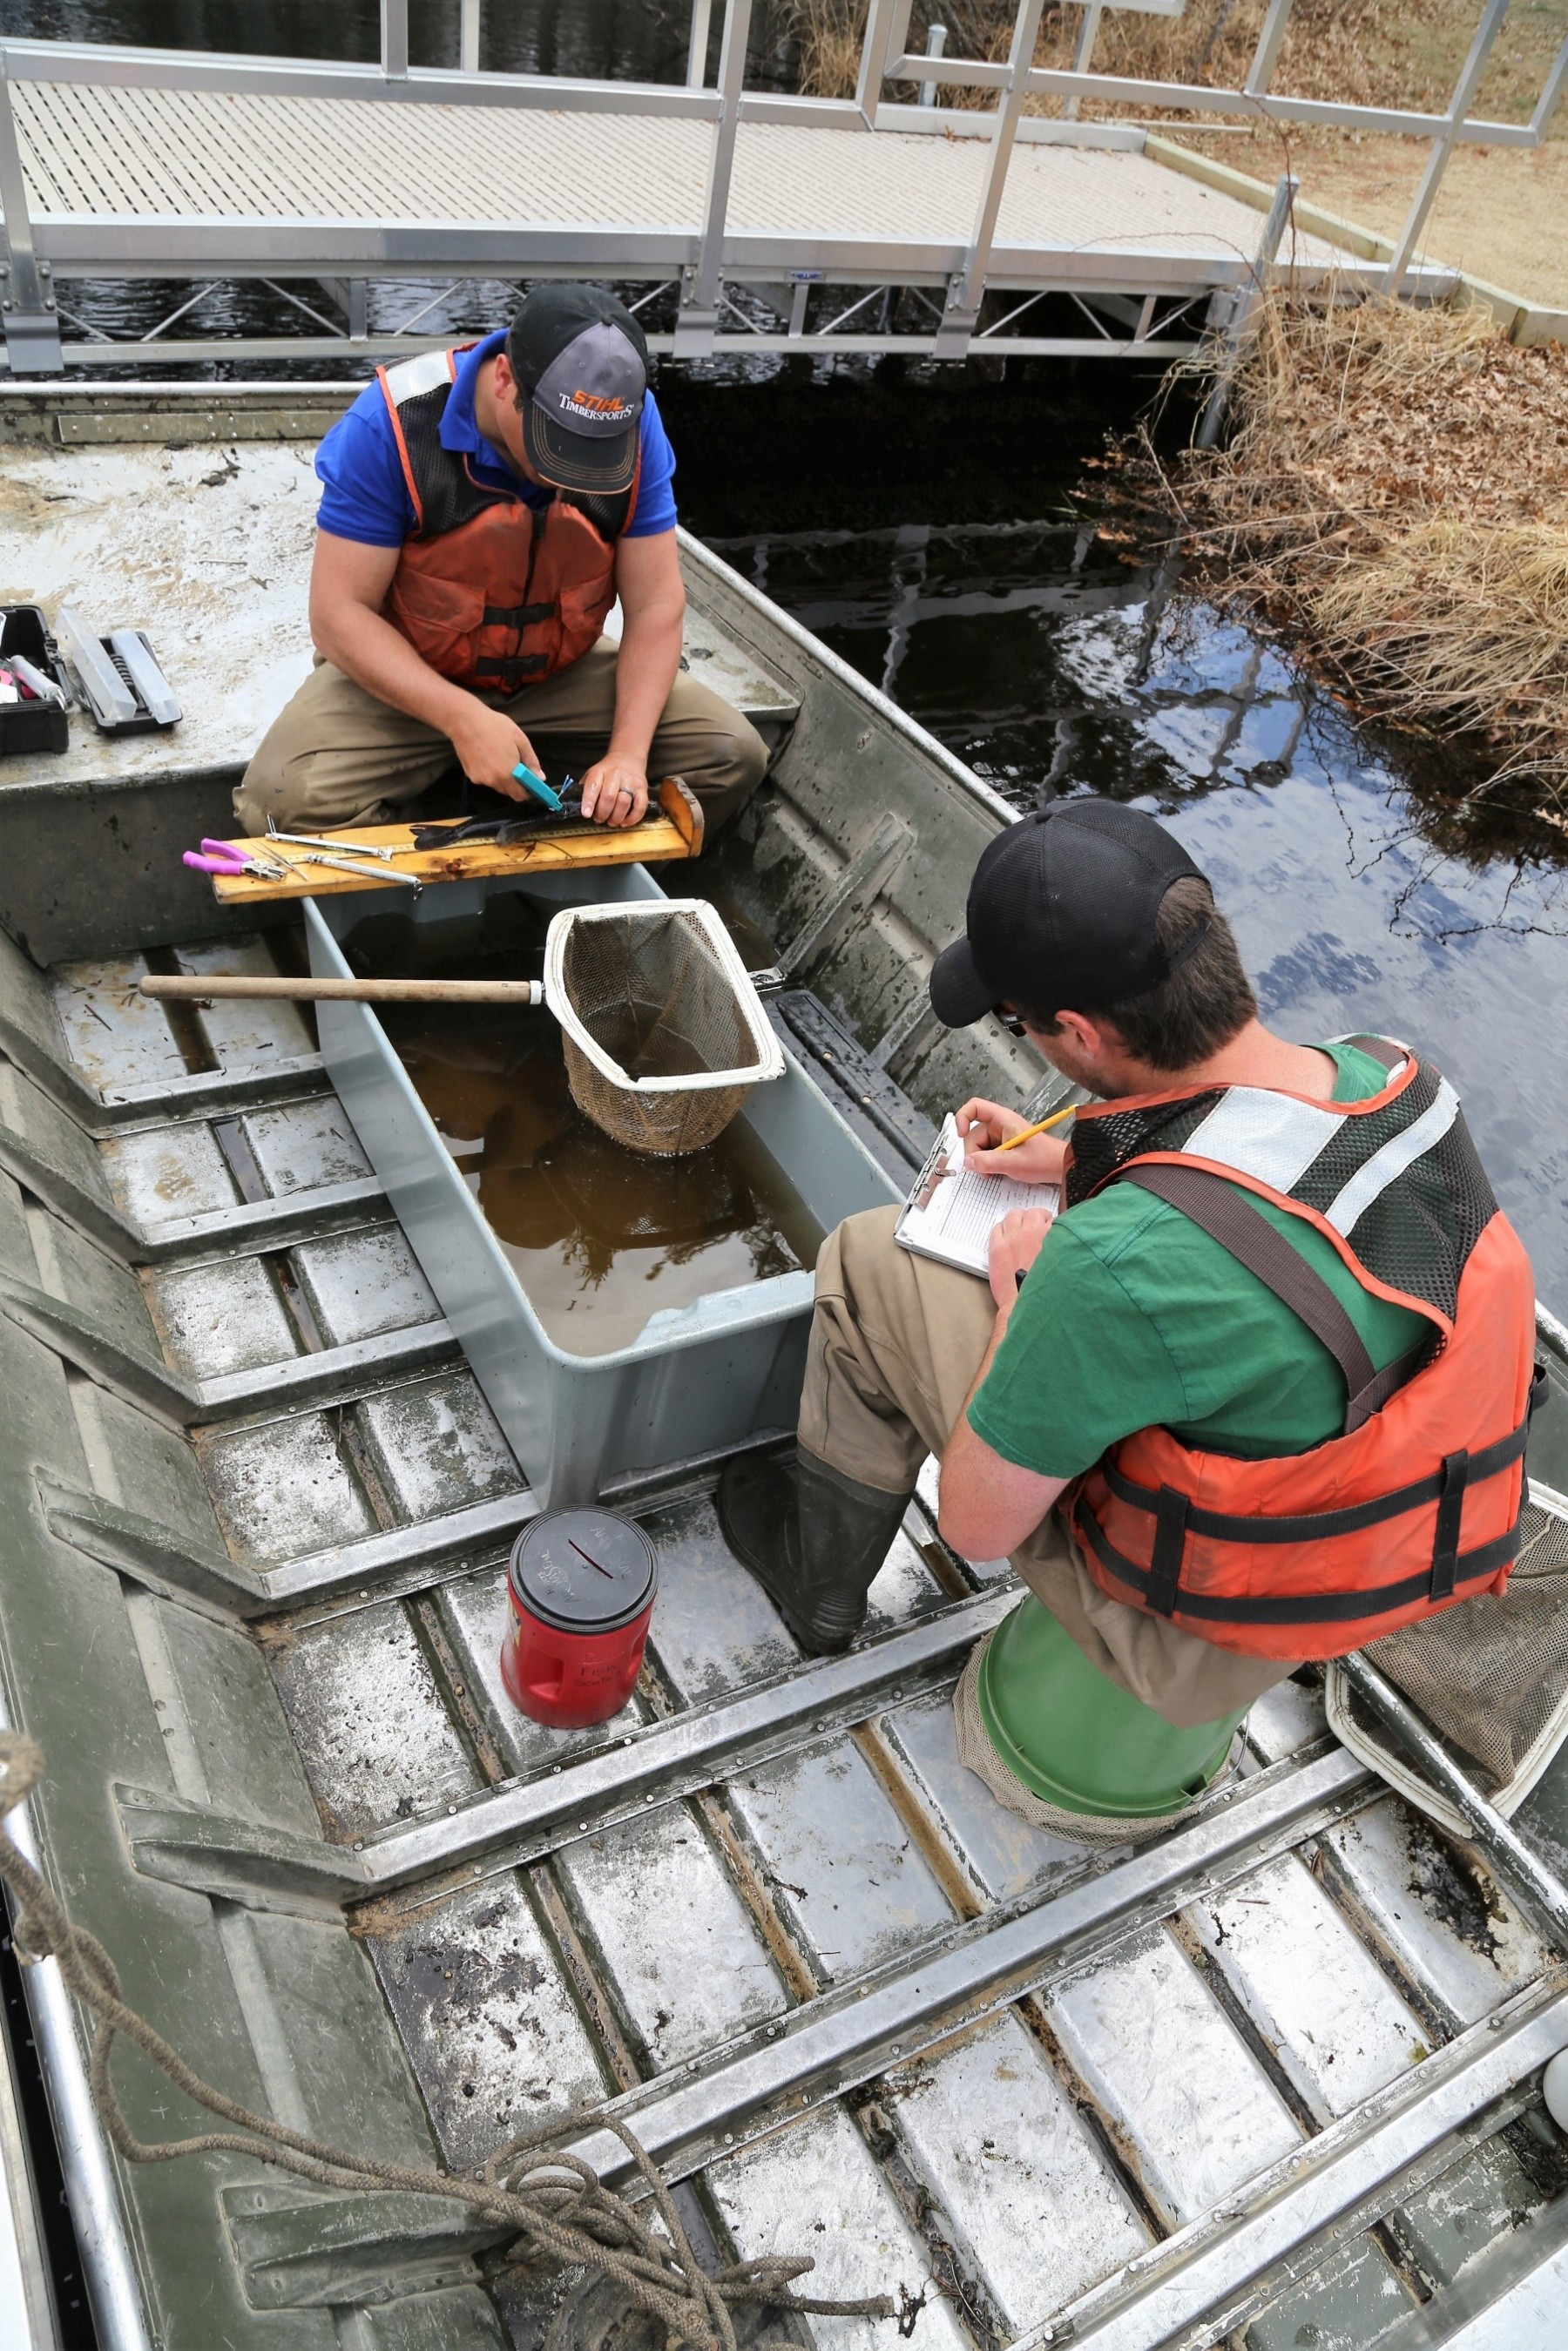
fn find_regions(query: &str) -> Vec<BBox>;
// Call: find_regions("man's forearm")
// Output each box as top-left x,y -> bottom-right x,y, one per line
314,600 -> 476,739
935,1299 -> 1010,1540
951,1298 -> 1012,1453
607,605 -> 683,765
937,1290 -> 1069,1558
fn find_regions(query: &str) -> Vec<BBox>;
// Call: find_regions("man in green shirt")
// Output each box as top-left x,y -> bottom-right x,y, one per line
718,797 -> 1433,1731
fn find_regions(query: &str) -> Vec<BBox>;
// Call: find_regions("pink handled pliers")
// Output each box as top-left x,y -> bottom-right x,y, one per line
184,839 -> 287,880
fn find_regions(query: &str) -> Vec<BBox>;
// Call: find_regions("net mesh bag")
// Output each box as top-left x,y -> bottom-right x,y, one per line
952,1629 -> 1244,1848
1326,1495 -> 1568,1835
544,901 -> 783,1159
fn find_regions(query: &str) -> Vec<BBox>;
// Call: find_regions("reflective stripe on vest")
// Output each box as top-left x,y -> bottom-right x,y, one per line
374,342 -> 637,692
1176,1064 -> 1464,1241
381,349 -> 456,406
1064,1039 -> 1541,1660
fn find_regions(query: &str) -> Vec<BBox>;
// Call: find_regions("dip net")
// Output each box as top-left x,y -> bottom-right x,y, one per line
545,900 -> 784,1158
1327,1490 -> 1568,1836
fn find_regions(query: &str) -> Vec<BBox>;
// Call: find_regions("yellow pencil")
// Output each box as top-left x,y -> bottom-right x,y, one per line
992,1100 -> 1078,1154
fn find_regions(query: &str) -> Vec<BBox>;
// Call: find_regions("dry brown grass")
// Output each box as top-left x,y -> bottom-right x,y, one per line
786,10 -> 1568,806
1099,297 -> 1568,806
787,0 -> 1473,113
789,0 -> 870,101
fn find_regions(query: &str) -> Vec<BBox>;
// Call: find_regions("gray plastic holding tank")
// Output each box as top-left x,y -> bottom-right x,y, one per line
306,868 -> 901,1507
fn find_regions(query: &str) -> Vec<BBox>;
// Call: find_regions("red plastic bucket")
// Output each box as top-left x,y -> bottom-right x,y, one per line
501,1508 -> 658,1730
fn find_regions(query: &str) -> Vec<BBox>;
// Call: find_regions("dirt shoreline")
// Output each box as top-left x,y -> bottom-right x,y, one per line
1173,125 -> 1568,313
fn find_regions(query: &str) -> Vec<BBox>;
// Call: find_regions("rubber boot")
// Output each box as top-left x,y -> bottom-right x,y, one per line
716,1448 -> 913,1657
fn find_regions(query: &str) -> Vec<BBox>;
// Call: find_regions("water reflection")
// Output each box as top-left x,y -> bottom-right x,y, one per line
710,522 -> 1568,1305
339,897 -> 820,1357
0,0 -> 808,84
1,1 -> 701,77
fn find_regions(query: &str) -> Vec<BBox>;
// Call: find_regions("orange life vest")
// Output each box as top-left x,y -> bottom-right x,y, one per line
1064,1036 -> 1542,1660
375,346 -> 640,692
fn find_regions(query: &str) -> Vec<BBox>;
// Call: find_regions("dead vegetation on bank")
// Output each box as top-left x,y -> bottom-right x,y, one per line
788,0 -> 1500,119
782,6 -> 1568,815
1093,297 -> 1568,815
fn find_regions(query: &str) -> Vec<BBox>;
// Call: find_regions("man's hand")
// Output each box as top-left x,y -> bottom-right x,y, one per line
956,1096 -> 1070,1187
579,754 -> 650,829
446,699 -> 544,800
987,1206 -> 1053,1311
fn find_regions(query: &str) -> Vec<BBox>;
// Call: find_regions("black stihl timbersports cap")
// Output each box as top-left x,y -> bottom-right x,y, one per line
929,798 -> 1210,1027
507,283 -> 648,496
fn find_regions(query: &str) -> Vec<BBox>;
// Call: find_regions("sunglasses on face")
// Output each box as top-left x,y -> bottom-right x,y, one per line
994,1005 -> 1028,1038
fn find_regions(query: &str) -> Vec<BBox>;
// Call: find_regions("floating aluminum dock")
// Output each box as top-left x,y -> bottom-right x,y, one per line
12,0 -> 1555,375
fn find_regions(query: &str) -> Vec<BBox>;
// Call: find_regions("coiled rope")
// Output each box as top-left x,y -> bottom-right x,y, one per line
0,1733 -> 890,2349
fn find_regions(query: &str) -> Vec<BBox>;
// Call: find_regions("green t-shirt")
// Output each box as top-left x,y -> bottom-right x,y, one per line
967,1044 -> 1432,1478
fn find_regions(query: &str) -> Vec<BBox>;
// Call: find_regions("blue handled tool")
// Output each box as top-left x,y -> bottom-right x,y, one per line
512,762 -> 564,814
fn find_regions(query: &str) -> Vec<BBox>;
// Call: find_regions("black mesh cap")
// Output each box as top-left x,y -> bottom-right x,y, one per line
929,798 -> 1210,1027
507,283 -> 649,495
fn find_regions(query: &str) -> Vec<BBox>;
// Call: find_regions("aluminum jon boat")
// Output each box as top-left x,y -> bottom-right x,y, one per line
0,382 -> 1566,2351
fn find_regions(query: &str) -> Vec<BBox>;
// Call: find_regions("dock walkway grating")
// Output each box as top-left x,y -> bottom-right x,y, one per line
8,79 -> 1353,293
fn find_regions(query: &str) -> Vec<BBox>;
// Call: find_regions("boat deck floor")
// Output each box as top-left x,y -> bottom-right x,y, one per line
2,909 -> 1567,2350
0,432 -> 801,802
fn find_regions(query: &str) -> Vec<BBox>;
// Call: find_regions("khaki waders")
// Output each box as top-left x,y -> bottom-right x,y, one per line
800,1205 -> 1303,1733
233,638 -> 769,836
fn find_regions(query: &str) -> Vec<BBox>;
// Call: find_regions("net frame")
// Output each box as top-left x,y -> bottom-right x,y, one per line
1324,1485 -> 1568,1839
543,898 -> 785,1158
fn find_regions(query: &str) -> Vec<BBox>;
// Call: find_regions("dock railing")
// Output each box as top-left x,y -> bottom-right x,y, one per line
1,0 -> 1564,374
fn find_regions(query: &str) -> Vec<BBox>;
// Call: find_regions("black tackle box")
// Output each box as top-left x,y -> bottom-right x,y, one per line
0,605 -> 71,756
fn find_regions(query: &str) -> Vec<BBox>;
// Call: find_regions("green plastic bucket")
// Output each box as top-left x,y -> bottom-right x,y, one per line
975,1594 -> 1247,1821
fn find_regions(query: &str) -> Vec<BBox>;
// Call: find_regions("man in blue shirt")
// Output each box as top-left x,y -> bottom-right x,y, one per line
235,283 -> 767,838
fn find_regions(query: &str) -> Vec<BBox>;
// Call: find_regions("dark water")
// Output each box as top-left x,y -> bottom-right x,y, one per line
341,900 -> 819,1356
705,518 -> 1568,1307
0,0 -> 774,78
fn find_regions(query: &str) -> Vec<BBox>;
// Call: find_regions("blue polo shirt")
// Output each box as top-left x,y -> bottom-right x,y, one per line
315,329 -> 678,547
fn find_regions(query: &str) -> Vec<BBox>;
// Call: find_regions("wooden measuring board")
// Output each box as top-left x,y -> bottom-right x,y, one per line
208,778 -> 704,904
